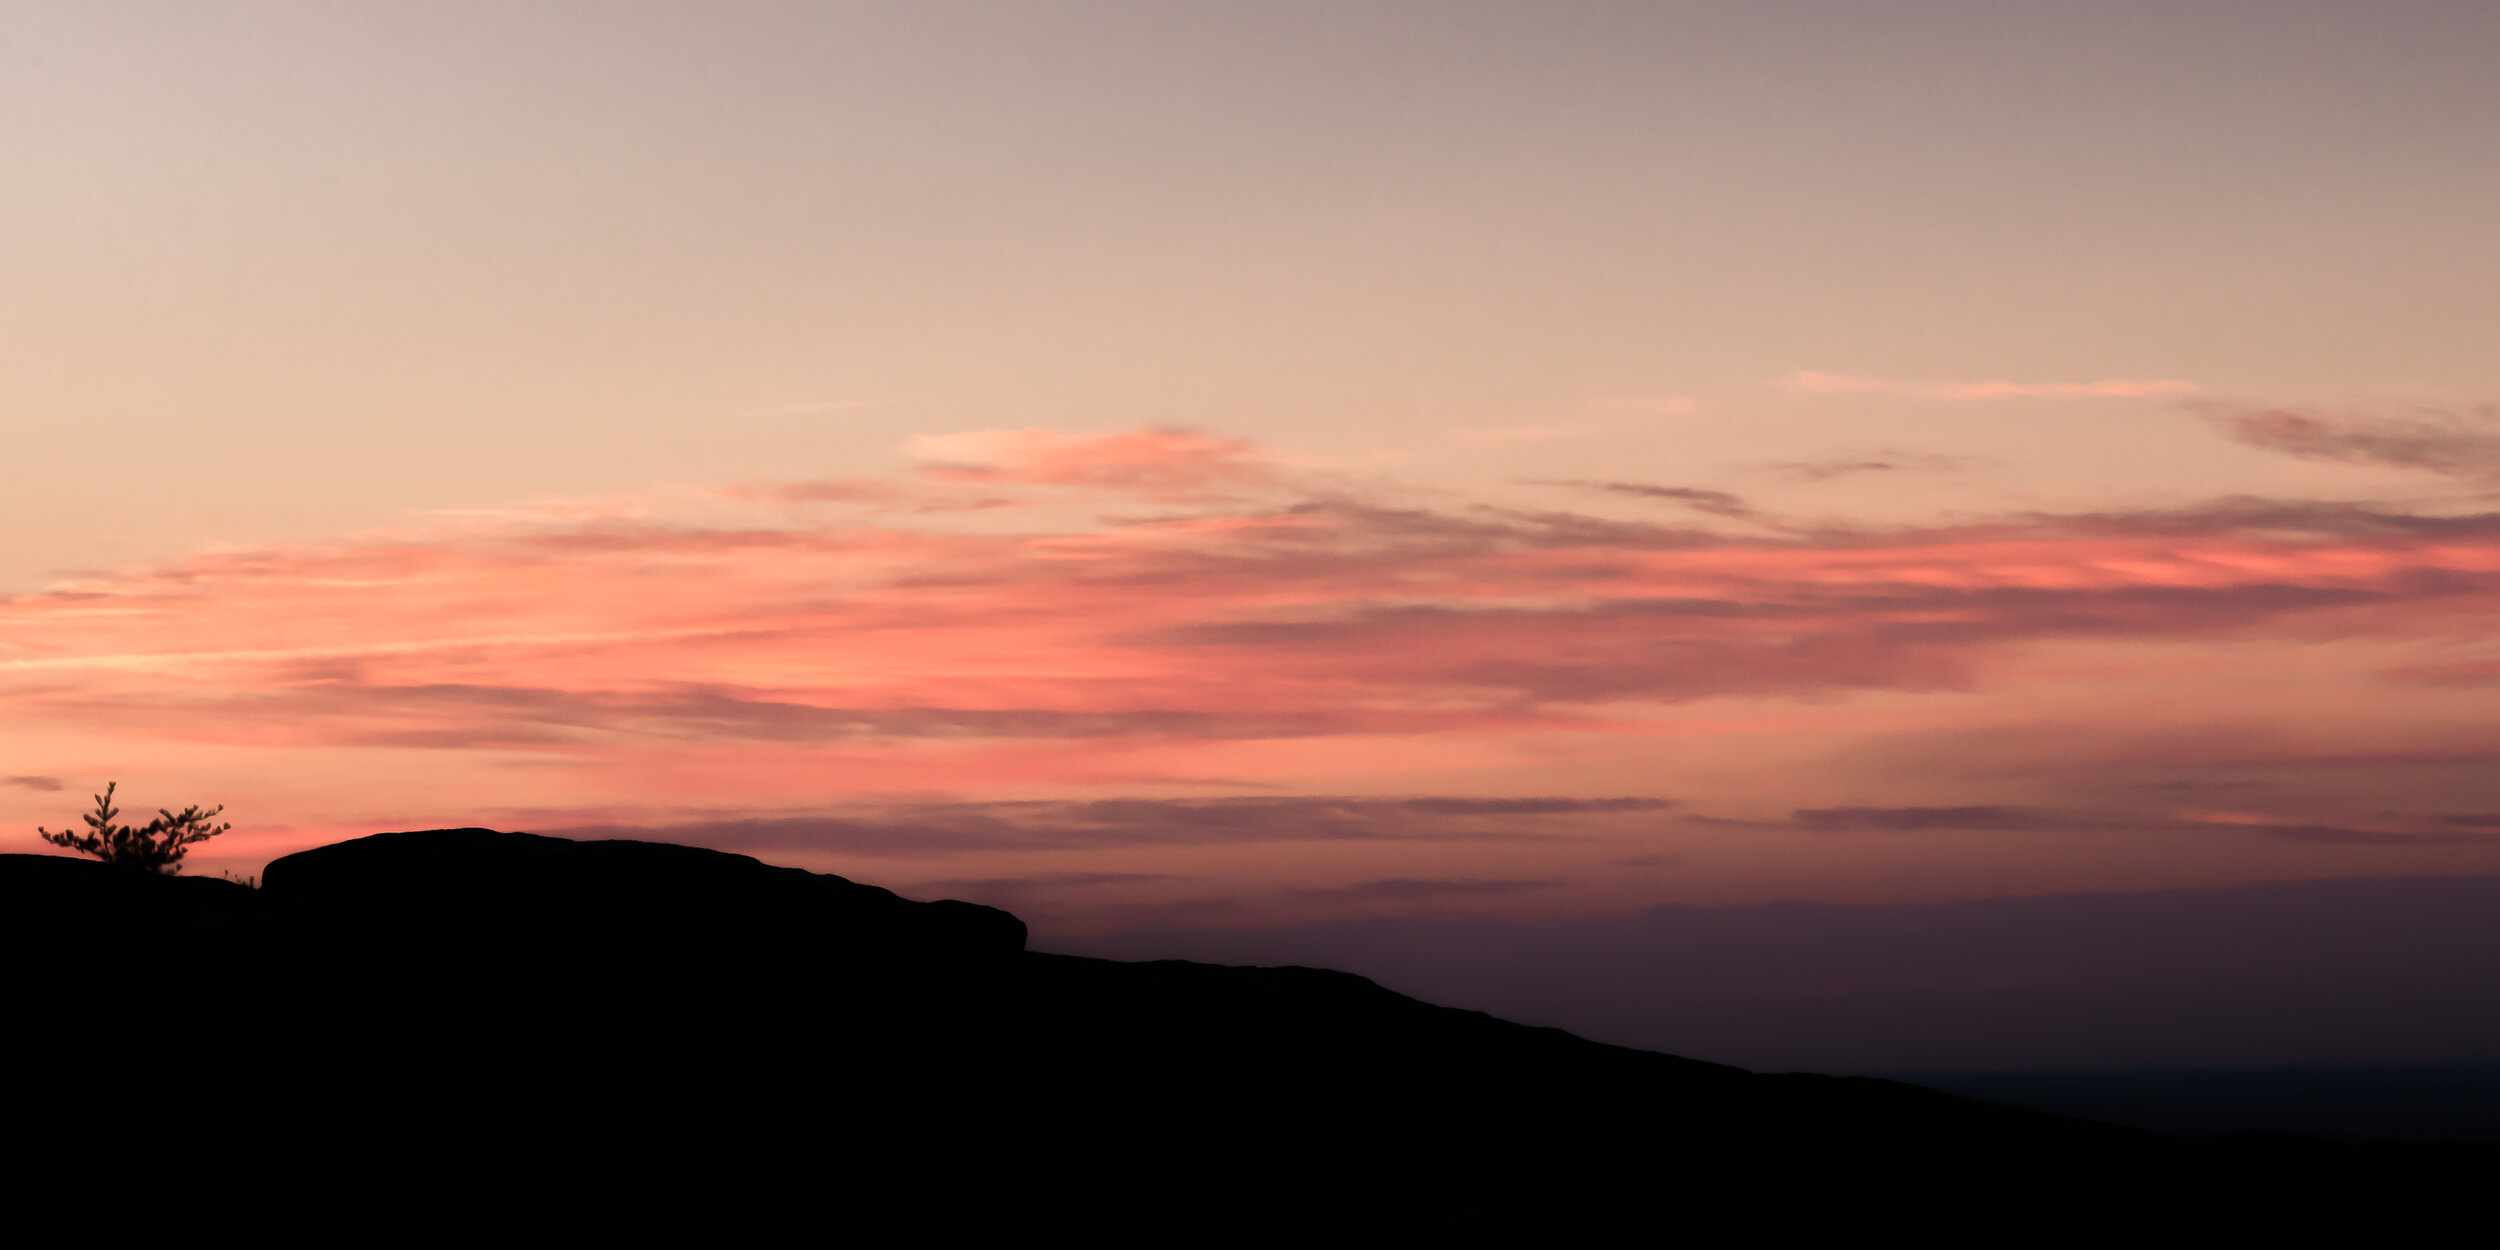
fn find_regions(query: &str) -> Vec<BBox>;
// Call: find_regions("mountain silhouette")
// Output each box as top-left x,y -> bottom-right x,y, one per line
2,831 -> 2493,1246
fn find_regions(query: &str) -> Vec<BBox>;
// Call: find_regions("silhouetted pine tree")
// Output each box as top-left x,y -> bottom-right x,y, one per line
37,782 -> 230,874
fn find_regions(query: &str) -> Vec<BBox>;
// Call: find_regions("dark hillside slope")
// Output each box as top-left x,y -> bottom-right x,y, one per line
1,835 -> 2492,1246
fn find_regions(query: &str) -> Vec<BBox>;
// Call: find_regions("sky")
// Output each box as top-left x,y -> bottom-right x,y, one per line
8,2 -> 2500,1067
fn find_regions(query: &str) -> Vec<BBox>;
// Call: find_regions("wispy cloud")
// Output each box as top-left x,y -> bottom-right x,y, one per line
1785,371 -> 2200,400
907,426 -> 1276,498
720,477 -> 899,505
8,422 -> 2500,894
1294,878 -> 1561,901
552,796 -> 1672,858
1757,449 -> 1980,481
2208,405 -> 2500,478
5,775 -> 63,791
1691,803 -> 2496,846
1527,480 -> 1758,519
2379,659 -> 2500,688
8,444 -> 2499,753
915,872 -> 1172,894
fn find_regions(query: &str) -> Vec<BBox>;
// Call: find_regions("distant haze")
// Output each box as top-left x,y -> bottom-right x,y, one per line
1054,875 -> 2500,1072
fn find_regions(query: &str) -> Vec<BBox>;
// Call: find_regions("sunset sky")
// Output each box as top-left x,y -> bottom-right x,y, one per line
8,3 -> 2500,1062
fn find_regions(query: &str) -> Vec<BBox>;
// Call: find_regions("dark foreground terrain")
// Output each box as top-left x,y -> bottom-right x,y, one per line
3,832 -> 2494,1247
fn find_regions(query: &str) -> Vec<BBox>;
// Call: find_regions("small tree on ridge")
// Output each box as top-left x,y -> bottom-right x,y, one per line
38,782 -> 230,874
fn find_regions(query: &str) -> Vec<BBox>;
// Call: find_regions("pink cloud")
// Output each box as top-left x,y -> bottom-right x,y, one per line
1785,371 -> 2201,400
8,480 -> 2497,740
7,423 -> 2500,905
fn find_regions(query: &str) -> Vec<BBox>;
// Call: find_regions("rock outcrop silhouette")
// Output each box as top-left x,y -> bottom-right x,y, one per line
260,828 -> 1026,957
2,832 -> 2494,1246
0,851 -> 257,942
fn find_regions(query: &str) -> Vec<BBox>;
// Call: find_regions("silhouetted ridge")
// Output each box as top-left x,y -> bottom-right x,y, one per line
261,828 -> 1024,957
0,852 -> 256,942
6,834 -> 2496,1245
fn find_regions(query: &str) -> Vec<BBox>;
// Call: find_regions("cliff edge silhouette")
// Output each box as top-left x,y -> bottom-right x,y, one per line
2,830 -> 2491,1246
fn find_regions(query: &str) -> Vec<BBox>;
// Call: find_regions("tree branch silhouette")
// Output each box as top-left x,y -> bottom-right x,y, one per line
37,781 -> 230,874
